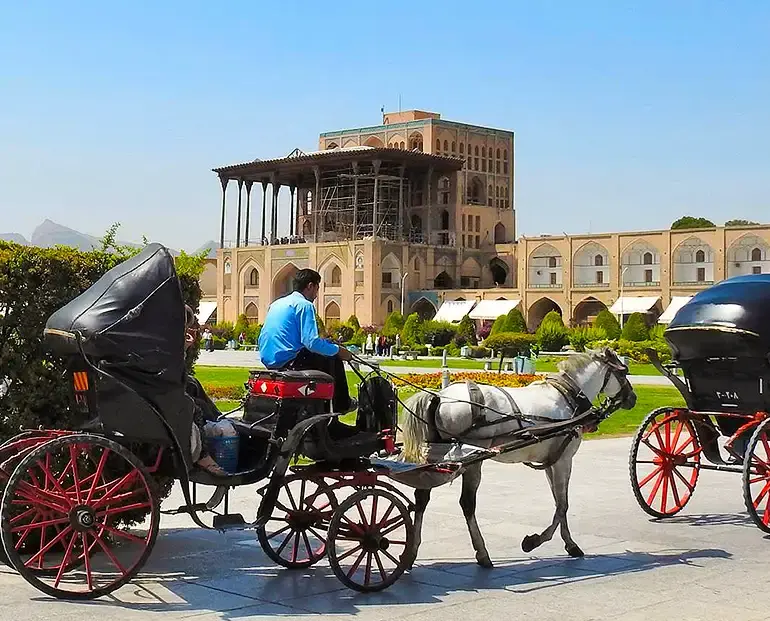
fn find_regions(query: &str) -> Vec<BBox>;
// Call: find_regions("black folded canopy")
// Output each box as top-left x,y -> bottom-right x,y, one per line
44,243 -> 186,380
665,273 -> 770,360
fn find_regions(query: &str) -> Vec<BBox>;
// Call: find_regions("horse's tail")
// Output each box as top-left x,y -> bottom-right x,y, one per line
401,391 -> 435,464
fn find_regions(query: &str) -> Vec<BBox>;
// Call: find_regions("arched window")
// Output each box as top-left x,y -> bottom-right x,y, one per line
451,141 -> 456,152
441,209 -> 450,229
752,247 -> 763,261
594,254 -> 603,266
474,146 -> 479,156
248,268 -> 259,286
400,141 -> 405,149
496,148 -> 501,159
503,149 -> 508,160
481,146 -> 486,157
495,186 -> 500,197
459,143 -> 464,154
695,249 -> 705,263
387,299 -> 394,313
331,265 -> 342,286
387,143 -> 392,148
643,252 -> 653,265
548,257 -> 557,268
443,140 -> 449,151
436,139 -> 441,152
224,260 -> 232,275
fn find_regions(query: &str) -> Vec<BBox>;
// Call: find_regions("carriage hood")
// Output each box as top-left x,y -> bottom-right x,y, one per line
44,243 -> 186,377
665,273 -> 770,359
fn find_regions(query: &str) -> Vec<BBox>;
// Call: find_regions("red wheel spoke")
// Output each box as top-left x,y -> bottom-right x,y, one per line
673,435 -> 694,455
68,444 -> 83,504
93,470 -> 139,509
370,495 -> 379,529
346,549 -> 367,579
275,529 -> 295,555
670,421 -> 684,454
354,501 -> 369,528
96,500 -> 152,518
380,516 -> 406,537
285,484 -> 298,511
266,524 -> 292,541
380,548 -> 401,566
753,481 -> 770,509
86,448 -> 111,504
24,525 -> 73,567
53,531 -> 79,588
290,530 -> 300,564
301,530 -> 314,562
81,532 -> 94,591
10,516 -> 69,534
364,551 -> 373,586
763,494 -> 770,526
673,467 -> 696,493
14,511 -> 43,550
642,438 -> 666,458
660,470 -> 670,513
9,506 -> 38,525
15,481 -> 70,514
92,531 -> 128,576
35,460 -> 73,508
638,466 -> 663,489
646,468 -> 665,508
336,543 -> 363,562
669,472 -> 682,508
373,550 -> 387,581
376,503 -> 396,529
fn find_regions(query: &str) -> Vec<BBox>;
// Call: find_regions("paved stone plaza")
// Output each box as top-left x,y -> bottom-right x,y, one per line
2,436 -> 769,620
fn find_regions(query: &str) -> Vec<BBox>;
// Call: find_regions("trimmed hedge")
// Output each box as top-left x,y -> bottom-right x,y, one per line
483,332 -> 537,357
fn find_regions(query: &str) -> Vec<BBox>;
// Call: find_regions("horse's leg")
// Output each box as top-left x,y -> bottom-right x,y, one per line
460,463 -> 492,568
521,437 -> 584,557
409,488 -> 431,569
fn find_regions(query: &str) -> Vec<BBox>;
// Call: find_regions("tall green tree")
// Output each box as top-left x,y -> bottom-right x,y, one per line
671,216 -> 716,230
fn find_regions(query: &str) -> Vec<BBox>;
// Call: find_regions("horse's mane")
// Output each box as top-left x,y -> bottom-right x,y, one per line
556,352 -> 595,376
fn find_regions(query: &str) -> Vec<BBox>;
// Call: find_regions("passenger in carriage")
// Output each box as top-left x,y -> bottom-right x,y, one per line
184,306 -> 227,476
258,268 -> 356,414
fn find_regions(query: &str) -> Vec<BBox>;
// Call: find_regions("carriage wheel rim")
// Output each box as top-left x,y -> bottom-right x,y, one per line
1,434 -> 159,598
327,489 -> 413,592
631,409 -> 700,517
743,421 -> 770,532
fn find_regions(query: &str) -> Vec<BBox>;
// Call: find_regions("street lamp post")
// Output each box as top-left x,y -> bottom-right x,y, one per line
400,272 -> 409,316
619,266 -> 630,328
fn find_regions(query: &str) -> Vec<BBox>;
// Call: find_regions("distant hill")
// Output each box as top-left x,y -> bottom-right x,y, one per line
0,233 -> 29,245
1,219 -> 213,256
194,241 -> 218,258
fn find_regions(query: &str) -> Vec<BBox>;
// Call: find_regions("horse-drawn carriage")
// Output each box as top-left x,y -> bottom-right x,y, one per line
629,273 -> 770,532
0,243 -> 638,601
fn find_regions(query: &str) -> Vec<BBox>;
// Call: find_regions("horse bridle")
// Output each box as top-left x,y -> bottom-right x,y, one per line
594,349 -> 633,414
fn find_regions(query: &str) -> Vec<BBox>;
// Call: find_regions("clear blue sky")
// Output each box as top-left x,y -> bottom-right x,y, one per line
1,1 -> 768,250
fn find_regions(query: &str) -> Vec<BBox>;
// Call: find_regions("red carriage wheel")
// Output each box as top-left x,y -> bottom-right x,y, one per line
256,474 -> 336,568
1,434 -> 159,599
742,418 -> 770,533
629,407 -> 701,518
326,488 -> 414,592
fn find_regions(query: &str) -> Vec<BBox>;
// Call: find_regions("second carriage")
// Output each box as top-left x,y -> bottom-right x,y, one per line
629,273 -> 770,533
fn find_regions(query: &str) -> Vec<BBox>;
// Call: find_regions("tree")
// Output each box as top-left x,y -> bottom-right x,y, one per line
484,332 -> 537,357
725,219 -> 760,227
671,216 -> 716,230
505,308 -> 527,332
621,312 -> 649,342
454,314 -> 477,346
540,310 -> 565,328
594,309 -> 621,340
347,315 -> 361,331
401,313 -> 422,347
489,314 -> 510,336
382,311 -> 405,337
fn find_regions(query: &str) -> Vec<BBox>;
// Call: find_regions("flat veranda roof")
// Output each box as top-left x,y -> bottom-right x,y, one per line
212,147 -> 464,185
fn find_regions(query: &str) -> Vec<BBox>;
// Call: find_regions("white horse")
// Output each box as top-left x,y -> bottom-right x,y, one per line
401,347 -> 637,567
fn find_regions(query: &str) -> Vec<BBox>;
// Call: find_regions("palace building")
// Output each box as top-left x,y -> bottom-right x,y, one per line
208,110 -> 769,330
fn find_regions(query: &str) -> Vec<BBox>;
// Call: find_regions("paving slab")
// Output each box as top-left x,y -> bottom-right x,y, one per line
3,436 -> 770,619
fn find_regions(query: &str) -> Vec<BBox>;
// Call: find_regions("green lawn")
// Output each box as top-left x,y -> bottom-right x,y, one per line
205,365 -> 683,438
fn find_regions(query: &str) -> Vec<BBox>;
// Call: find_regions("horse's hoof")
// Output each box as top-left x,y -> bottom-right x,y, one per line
476,555 -> 493,569
521,534 -> 540,553
566,544 -> 584,558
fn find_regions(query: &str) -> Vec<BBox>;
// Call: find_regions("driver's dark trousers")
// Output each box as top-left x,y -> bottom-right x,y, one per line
279,349 -> 352,413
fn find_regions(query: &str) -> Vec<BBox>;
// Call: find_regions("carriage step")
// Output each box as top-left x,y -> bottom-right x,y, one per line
162,503 -> 213,516
212,513 -> 251,530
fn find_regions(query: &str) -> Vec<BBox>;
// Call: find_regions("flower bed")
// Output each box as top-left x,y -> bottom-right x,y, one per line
393,372 -> 543,391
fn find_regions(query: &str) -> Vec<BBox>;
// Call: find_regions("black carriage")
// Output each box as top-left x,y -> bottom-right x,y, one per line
0,243 -> 449,599
629,274 -> 770,531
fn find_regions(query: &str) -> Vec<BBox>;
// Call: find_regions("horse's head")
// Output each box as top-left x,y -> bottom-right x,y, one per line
589,347 -> 637,410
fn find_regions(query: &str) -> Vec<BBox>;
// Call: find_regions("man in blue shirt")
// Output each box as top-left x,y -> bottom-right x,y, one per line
259,268 -> 355,413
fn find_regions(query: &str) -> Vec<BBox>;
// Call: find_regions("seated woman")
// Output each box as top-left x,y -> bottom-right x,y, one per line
184,306 -> 226,476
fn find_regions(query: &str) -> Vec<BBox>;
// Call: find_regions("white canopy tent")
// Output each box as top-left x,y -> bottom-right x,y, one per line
468,299 -> 521,320
196,301 -> 218,325
658,296 -> 692,324
433,300 -> 476,323
609,296 -> 660,316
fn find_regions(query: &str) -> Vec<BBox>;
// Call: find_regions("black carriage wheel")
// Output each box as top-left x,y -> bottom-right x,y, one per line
256,474 -> 337,569
742,418 -> 770,534
629,407 -> 701,519
326,488 -> 414,592
1,434 -> 160,600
